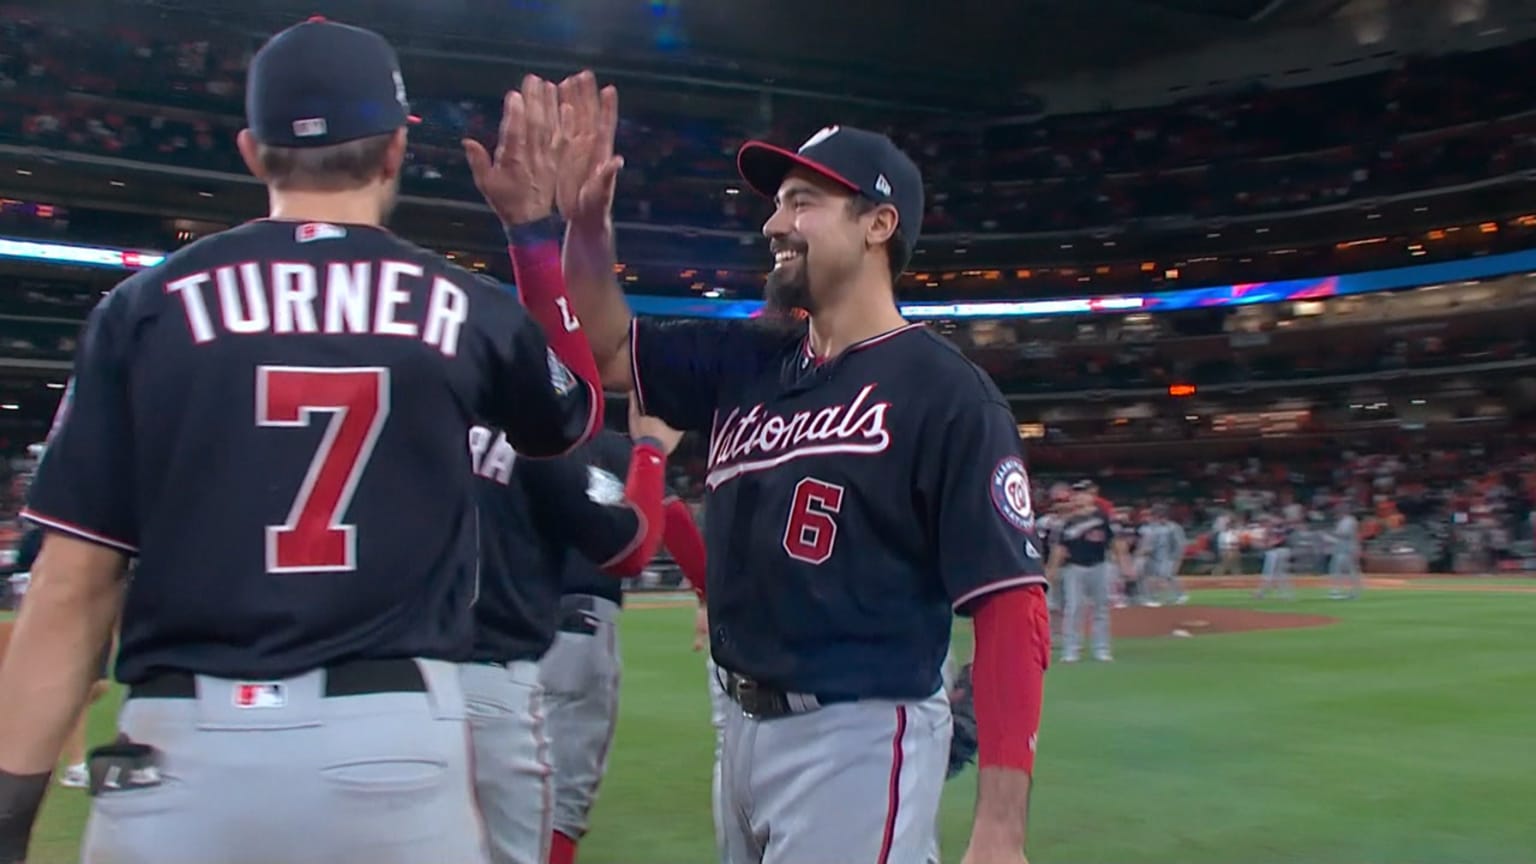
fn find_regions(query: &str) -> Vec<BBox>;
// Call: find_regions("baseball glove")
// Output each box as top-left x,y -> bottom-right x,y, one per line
946,662 -> 979,780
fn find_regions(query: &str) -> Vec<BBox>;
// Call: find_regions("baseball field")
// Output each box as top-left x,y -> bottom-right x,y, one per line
10,579 -> 1536,863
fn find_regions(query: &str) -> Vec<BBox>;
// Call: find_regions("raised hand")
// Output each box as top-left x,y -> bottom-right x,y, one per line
464,74 -> 564,226
555,70 -> 623,228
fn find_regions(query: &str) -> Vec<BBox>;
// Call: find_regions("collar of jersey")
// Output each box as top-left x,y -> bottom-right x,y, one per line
801,321 -> 924,365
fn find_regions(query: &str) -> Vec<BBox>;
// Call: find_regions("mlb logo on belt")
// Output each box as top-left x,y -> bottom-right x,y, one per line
232,682 -> 287,709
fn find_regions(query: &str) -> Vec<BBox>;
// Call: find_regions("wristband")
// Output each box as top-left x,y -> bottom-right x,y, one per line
633,436 -> 666,455
0,769 -> 51,864
502,215 -> 563,247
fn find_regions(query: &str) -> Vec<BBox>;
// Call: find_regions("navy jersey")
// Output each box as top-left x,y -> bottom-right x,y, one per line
23,220 -> 596,684
469,427 -> 641,663
1034,512 -> 1063,563
632,319 -> 1045,700
1058,510 -> 1119,566
558,431 -> 634,606
13,525 -> 42,572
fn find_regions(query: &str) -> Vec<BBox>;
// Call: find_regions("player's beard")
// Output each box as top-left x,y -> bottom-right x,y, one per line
765,243 -> 813,315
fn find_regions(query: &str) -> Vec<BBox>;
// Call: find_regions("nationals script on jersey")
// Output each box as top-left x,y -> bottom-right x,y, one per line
631,318 -> 1045,700
705,383 -> 891,489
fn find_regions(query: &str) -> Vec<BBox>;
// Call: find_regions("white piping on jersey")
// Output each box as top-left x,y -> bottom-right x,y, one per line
705,439 -> 892,490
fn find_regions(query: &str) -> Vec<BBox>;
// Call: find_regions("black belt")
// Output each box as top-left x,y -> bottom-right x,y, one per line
558,594 -> 603,636
127,658 -> 427,700
719,670 -> 857,720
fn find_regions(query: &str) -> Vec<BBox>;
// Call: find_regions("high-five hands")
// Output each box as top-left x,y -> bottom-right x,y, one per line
464,74 -> 564,227
555,70 -> 623,228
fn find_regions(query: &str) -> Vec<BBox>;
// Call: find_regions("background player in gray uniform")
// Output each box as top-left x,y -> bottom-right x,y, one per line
1328,505 -> 1364,598
539,406 -> 685,864
1142,506 -> 1189,605
1255,517 -> 1296,600
1049,481 -> 1134,663
0,22 -> 603,864
1289,518 -> 1323,581
1035,483 -> 1072,637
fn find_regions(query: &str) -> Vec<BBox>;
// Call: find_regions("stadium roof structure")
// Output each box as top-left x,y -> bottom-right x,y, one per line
126,0 -> 1352,112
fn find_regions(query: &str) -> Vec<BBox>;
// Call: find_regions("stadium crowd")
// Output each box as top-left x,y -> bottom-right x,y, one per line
2,8 -> 1536,234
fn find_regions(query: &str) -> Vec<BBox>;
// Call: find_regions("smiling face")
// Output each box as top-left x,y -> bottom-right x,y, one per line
761,168 -> 888,315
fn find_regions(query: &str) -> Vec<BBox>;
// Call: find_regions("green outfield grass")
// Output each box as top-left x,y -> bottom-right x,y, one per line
16,585 -> 1536,863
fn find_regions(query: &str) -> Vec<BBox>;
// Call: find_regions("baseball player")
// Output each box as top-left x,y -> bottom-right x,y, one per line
1328,504 -> 1363,598
1048,481 -> 1134,663
1118,508 -> 1151,607
467,402 -> 679,864
555,70 -> 1050,864
1142,506 -> 1189,605
1034,483 -> 1071,632
1212,513 -> 1244,577
1255,517 -> 1296,600
1288,516 -> 1322,581
538,409 -> 689,864
0,22 -> 604,864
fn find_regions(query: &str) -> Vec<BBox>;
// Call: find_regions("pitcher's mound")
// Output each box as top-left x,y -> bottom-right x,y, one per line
1108,605 -> 1336,639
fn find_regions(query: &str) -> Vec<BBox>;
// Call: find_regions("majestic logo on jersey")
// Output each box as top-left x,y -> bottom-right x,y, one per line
705,384 -> 892,489
990,456 -> 1034,532
547,348 -> 577,395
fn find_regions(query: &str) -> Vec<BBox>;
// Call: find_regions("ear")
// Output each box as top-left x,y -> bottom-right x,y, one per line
863,203 -> 900,247
236,129 -> 266,181
380,128 -> 409,181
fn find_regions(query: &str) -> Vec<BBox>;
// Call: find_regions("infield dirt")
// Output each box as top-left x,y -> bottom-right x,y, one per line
1106,604 -> 1335,638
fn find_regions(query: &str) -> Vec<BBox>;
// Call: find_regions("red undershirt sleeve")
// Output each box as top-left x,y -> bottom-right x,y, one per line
662,498 -> 708,599
507,217 -> 604,435
970,584 -> 1049,773
600,440 -> 666,576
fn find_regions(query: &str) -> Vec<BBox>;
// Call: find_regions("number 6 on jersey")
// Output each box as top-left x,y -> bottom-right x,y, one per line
257,366 -> 390,573
782,477 -> 845,565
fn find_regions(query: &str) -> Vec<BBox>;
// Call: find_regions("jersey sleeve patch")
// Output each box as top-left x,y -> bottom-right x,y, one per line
989,455 -> 1034,532
547,346 -> 577,395
584,465 -> 626,506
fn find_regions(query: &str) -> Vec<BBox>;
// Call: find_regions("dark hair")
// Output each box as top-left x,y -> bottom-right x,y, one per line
257,132 -> 395,192
847,197 -> 908,285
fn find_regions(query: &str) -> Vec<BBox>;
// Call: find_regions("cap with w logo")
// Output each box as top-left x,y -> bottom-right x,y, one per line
737,125 -> 925,267
246,16 -> 420,148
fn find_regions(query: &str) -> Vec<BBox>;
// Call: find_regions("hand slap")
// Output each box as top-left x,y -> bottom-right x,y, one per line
555,70 -> 623,228
464,74 -> 566,227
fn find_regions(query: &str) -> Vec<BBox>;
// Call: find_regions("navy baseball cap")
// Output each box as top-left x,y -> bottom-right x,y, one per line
737,126 -> 924,268
246,16 -> 419,148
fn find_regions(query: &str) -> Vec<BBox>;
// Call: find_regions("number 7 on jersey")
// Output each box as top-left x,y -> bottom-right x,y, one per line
257,366 -> 390,573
